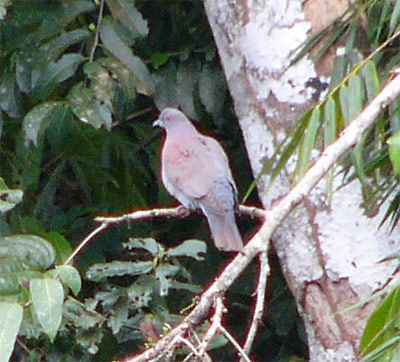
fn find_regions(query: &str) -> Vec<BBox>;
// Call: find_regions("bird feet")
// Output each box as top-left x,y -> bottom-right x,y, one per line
176,205 -> 191,218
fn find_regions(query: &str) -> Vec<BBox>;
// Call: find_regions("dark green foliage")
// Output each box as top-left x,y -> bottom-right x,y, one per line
0,0 -> 303,360
360,285 -> 400,361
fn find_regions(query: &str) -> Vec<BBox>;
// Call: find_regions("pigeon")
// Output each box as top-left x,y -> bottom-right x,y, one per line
153,108 -> 243,251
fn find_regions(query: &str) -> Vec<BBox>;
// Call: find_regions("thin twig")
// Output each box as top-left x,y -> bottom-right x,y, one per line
198,296 -> 226,357
241,251 -> 269,360
239,205 -> 265,220
219,325 -> 252,362
95,206 -> 184,224
89,0 -> 105,62
176,336 -> 201,358
64,222 -> 107,265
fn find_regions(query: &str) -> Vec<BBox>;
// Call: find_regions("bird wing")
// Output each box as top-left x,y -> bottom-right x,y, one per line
162,134 -> 237,214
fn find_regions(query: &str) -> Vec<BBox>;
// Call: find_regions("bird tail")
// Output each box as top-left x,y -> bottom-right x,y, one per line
205,211 -> 243,252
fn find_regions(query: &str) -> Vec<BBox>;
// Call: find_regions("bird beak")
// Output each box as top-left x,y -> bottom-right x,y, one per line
153,119 -> 162,128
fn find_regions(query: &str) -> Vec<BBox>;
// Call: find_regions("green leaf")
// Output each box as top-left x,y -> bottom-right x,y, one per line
348,74 -> 364,120
390,0 -> 400,35
127,275 -> 154,308
151,52 -> 170,69
0,302 -> 23,362
167,239 -> 207,260
169,281 -> 201,293
155,263 -> 180,296
339,84 -> 350,122
177,59 -> 199,120
40,29 -> 90,62
105,0 -> 148,38
360,285 -> 400,358
68,82 -> 112,130
295,106 -> 321,180
83,61 -> 115,112
388,130 -> 400,175
100,16 -> 154,96
30,278 -> 64,342
32,53 -> 85,101
86,261 -> 153,282
63,297 -> 104,329
23,102 -> 62,146
0,235 -> 56,270
0,178 -> 23,214
124,237 -> 162,256
361,61 -> 380,101
389,99 -> 400,134
44,232 -> 72,264
152,61 -> 178,110
199,63 -> 226,115
323,98 -> 337,203
0,72 -> 22,119
0,110 -> 2,139
56,265 -> 81,296
99,56 -> 138,101
376,0 -> 391,43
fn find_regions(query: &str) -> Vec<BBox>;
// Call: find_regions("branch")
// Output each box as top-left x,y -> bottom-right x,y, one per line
122,69 -> 400,362
198,296 -> 226,357
89,0 -> 105,62
65,205 -> 265,265
241,251 -> 269,360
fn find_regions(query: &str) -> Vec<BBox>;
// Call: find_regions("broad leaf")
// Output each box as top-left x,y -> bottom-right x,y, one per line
170,281 -> 201,293
0,302 -> 23,362
30,278 -> 64,342
40,29 -> 90,62
177,59 -> 199,120
155,263 -> 180,296
199,63 -> 226,116
56,265 -> 81,296
388,130 -> 400,175
127,275 -> 155,308
63,297 -> 104,329
86,261 -> 153,282
0,234 -> 56,270
32,53 -> 85,101
99,56 -> 138,101
23,102 -> 62,146
167,239 -> 207,260
153,61 -> 178,110
105,0 -> 148,38
124,238 -> 161,256
83,61 -> 115,112
68,82 -> 112,130
0,178 -> 23,214
0,72 -> 22,118
100,16 -> 154,96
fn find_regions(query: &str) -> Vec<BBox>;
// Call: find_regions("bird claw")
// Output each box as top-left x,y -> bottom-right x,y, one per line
177,205 -> 191,218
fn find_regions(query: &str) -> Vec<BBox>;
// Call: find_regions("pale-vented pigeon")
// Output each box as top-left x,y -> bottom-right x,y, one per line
153,108 -> 243,251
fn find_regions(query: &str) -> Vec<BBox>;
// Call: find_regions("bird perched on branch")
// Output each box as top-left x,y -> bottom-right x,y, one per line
153,108 -> 243,252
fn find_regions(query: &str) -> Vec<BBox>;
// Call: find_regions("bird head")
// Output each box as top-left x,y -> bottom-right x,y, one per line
153,108 -> 191,130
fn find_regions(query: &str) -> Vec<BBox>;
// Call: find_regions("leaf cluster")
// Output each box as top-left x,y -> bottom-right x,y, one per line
0,0 -> 267,360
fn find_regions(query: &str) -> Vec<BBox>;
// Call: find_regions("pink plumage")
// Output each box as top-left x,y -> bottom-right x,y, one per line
153,108 -> 243,252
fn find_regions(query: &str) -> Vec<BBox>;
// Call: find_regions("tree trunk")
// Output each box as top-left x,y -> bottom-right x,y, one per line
203,0 -> 400,360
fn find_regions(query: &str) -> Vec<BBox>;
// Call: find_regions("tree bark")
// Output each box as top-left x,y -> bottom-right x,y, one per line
203,0 -> 400,360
